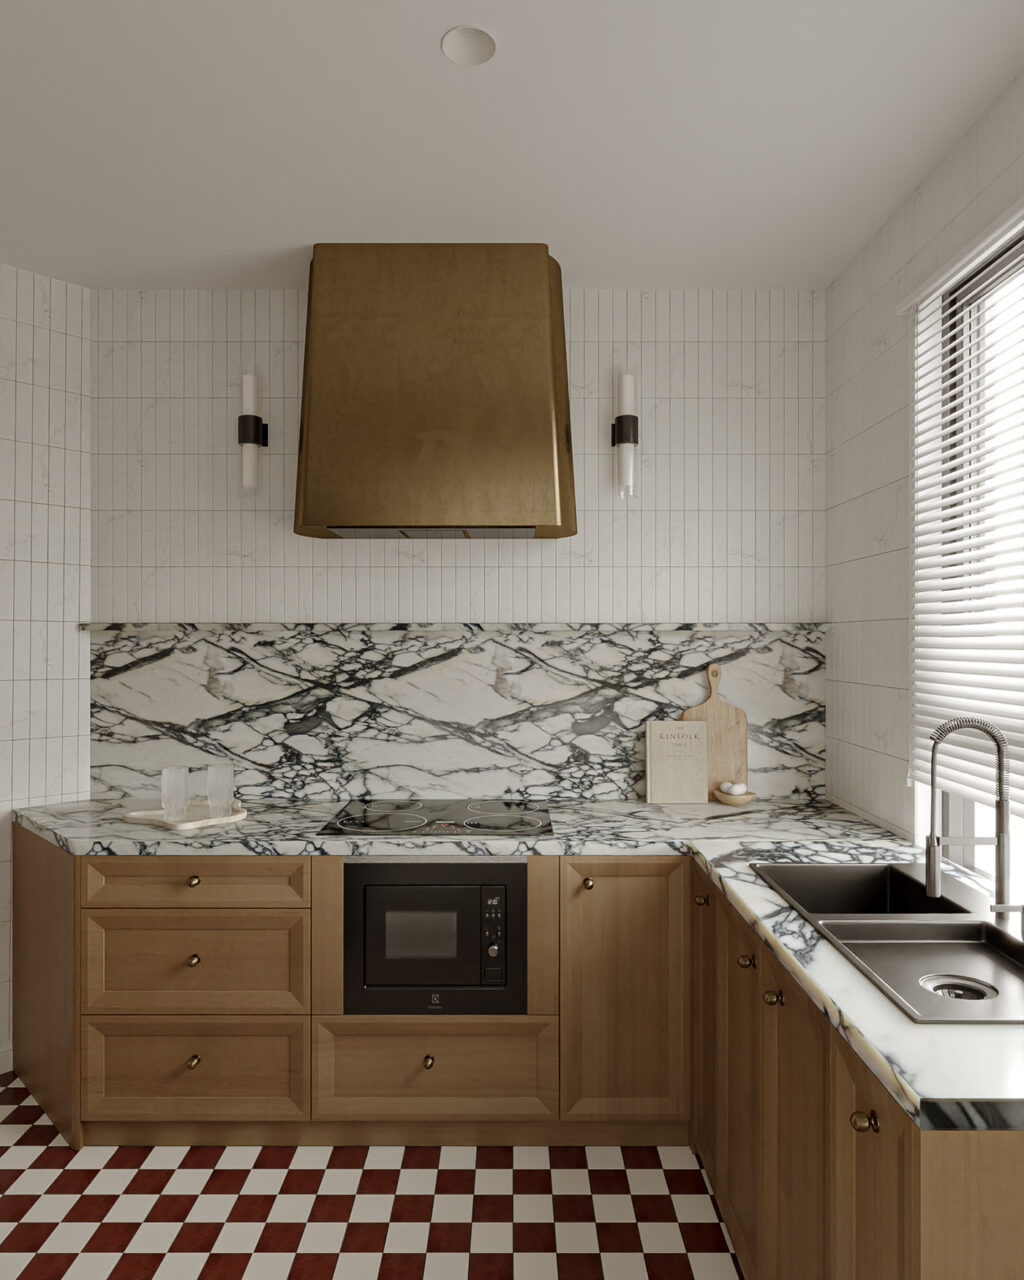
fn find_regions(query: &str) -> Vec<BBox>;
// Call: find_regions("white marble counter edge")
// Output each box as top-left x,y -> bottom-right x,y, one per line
11,808 -> 696,858
10,797 -> 888,857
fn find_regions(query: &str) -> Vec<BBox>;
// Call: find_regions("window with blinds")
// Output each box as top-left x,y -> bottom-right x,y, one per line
911,232 -> 1024,818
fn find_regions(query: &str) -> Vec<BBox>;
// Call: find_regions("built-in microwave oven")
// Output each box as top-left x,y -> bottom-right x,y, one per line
343,862 -> 528,1014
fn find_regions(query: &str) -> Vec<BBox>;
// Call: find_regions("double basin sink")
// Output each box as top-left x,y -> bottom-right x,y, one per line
752,862 -> 1024,1023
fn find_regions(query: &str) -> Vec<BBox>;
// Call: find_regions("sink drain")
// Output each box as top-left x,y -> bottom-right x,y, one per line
919,973 -> 998,1001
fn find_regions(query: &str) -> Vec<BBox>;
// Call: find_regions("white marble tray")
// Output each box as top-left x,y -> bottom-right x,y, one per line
122,800 -> 247,831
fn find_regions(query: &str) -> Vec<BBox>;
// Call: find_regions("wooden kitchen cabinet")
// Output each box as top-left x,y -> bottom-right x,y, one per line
82,909 -> 309,1014
760,946 -> 827,1280
560,856 -> 687,1122
712,892 -> 765,1274
703,889 -> 826,1280
689,863 -> 717,1179
19,823 -> 687,1147
830,1033 -> 918,1280
313,1015 -> 558,1121
693,870 -> 1024,1280
82,1015 -> 309,1122
81,855 -> 310,908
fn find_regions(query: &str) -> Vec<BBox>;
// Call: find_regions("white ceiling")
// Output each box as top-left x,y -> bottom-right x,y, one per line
3,0 -> 1024,289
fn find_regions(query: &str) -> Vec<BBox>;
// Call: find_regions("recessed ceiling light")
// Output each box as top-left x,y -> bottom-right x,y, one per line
441,26 -> 496,66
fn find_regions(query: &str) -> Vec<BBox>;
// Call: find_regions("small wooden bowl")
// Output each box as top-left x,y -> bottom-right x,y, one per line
713,788 -> 755,806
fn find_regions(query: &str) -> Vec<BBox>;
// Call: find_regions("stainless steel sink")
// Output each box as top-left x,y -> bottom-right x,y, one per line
753,862 -> 971,917
751,861 -> 1024,1023
819,918 -> 1024,1023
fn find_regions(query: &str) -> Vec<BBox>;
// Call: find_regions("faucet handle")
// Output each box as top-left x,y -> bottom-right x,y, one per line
990,904 -> 1024,913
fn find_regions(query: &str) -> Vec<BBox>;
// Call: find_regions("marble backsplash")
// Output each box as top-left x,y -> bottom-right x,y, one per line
88,622 -> 825,803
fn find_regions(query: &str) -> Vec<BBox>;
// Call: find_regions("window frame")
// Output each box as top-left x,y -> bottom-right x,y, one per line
911,230 -> 1024,879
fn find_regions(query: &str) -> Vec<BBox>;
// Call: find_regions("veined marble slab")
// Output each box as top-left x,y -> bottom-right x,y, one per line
88,622 -> 824,804
692,837 -> 1024,1131
14,795 -> 880,858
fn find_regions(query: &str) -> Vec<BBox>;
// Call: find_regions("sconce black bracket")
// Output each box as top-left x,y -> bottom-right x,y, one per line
238,414 -> 268,447
611,414 -> 638,447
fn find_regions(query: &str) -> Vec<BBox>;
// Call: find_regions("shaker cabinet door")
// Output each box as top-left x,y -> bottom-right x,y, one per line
689,864 -> 717,1179
829,1034 -> 918,1280
559,857 -> 687,1122
759,949 -> 828,1280
712,894 -> 765,1274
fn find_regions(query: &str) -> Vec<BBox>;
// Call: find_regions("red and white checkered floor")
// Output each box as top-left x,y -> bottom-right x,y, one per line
0,1073 -> 741,1280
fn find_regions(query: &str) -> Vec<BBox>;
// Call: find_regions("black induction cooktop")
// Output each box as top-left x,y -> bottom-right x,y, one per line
318,799 -> 553,838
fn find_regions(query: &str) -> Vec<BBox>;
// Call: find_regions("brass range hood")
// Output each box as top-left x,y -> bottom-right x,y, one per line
294,243 -> 576,539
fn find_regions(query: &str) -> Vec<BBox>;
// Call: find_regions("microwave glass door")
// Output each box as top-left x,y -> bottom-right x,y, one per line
364,885 -> 480,986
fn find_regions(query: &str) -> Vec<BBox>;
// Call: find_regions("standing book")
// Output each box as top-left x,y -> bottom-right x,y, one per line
645,720 -> 708,803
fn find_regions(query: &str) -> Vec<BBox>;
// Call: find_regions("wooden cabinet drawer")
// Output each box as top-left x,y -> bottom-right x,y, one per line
82,1016 -> 309,1121
82,910 -> 309,1013
313,1016 -> 559,1121
81,857 -> 310,909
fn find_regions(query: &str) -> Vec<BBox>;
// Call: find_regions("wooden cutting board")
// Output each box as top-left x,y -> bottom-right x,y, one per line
680,663 -> 748,799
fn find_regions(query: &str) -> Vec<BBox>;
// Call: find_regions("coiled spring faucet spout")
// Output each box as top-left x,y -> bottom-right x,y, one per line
927,717 -> 1010,921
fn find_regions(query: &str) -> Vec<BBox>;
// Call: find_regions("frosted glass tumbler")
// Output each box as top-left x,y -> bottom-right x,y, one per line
206,764 -> 234,819
161,766 -> 189,822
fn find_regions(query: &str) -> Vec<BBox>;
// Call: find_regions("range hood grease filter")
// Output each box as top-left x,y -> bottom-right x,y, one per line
294,244 -> 577,539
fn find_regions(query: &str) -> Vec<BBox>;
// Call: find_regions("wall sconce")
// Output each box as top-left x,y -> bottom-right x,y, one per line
239,372 -> 269,492
611,372 -> 638,498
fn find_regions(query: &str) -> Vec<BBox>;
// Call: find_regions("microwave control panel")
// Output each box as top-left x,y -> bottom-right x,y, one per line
481,886 -> 506,984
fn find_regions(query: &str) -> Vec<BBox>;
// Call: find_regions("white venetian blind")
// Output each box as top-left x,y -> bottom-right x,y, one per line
912,233 -> 1024,815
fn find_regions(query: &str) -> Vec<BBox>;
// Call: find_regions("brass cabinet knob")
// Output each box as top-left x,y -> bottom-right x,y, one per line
423,1054 -> 435,1070
850,1109 -> 879,1133
737,954 -> 757,969
186,1054 -> 201,1070
694,894 -> 710,907
763,989 -> 784,1007
583,877 -> 595,891
186,875 -> 201,888
186,954 -> 201,968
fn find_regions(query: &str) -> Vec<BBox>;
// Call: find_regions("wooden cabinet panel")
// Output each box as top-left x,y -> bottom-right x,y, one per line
919,1131 -> 1024,1280
560,857 -> 686,1122
82,910 -> 309,1014
527,857 -> 559,1015
311,859 -> 343,1015
82,1016 -> 309,1121
13,827 -> 81,1147
689,864 -> 717,1180
760,948 -> 827,1280
314,1016 -> 558,1121
712,894 -> 764,1275
81,856 -> 310,908
830,1033 -> 919,1280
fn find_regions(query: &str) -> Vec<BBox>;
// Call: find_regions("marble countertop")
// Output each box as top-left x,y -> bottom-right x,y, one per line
12,794 -> 886,857
14,794 -> 1024,1130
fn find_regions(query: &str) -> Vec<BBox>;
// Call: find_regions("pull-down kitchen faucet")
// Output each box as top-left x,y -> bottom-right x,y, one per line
927,717 -> 1012,928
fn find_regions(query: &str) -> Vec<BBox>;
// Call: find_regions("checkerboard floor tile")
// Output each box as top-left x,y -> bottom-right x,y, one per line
0,1073 -> 742,1279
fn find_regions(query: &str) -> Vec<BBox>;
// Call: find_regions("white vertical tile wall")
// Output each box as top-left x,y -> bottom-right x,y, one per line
0,265 -> 92,1070
826,68 -> 1024,837
90,287 -> 826,624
